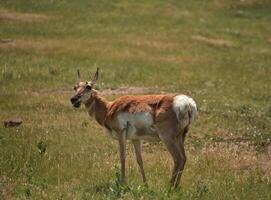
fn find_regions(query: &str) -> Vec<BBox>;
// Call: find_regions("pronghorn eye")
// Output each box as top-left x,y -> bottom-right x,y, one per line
86,85 -> 92,90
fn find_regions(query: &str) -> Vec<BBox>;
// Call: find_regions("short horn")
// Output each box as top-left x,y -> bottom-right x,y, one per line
77,69 -> 81,83
91,67 -> 99,85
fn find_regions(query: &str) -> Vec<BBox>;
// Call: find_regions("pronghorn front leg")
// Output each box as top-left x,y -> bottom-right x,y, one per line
118,126 -> 127,185
132,140 -> 147,185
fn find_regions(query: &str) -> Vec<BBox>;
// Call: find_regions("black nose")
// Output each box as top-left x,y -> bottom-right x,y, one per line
70,97 -> 78,104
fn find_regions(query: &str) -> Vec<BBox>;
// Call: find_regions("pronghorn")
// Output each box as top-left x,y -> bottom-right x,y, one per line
70,68 -> 197,188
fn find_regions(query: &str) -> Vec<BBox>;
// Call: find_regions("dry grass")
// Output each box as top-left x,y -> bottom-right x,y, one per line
198,142 -> 271,181
212,0 -> 270,9
192,35 -> 236,47
0,38 -> 185,64
122,35 -> 179,50
0,10 -> 50,22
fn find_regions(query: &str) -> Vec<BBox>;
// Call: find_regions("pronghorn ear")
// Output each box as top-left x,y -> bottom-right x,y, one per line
76,69 -> 81,84
91,67 -> 99,85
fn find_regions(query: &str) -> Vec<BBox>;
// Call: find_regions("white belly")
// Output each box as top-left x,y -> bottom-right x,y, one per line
117,112 -> 159,141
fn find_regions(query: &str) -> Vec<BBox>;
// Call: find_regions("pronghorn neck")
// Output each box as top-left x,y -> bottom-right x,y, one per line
85,90 -> 109,127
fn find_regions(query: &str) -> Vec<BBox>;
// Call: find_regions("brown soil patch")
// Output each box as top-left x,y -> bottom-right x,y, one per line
0,10 -> 49,22
192,35 -> 235,47
0,39 -> 63,53
212,0 -> 265,9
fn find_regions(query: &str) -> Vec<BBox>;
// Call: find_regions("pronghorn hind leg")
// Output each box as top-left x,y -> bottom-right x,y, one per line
170,141 -> 186,189
173,132 -> 187,188
132,140 -> 147,185
182,126 -> 189,143
158,129 -> 182,188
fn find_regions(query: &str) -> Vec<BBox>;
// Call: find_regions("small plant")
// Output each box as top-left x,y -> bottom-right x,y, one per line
37,141 -> 47,156
240,105 -> 252,115
109,167 -> 130,198
196,181 -> 209,198
48,67 -> 58,75
25,159 -> 34,183
24,187 -> 31,197
2,68 -> 14,80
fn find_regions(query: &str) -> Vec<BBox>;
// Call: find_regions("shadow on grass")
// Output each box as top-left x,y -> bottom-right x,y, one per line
81,181 -> 184,199
90,182 -> 112,193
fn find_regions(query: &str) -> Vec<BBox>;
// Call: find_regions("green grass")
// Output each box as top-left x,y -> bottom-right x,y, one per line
1,0 -> 271,199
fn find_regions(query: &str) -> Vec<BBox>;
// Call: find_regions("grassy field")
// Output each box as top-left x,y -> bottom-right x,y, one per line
1,0 -> 271,199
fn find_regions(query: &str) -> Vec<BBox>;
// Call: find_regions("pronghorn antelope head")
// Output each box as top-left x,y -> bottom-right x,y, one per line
70,68 -> 99,108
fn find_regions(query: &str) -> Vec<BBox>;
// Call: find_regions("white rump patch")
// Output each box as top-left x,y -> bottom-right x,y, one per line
173,95 -> 197,127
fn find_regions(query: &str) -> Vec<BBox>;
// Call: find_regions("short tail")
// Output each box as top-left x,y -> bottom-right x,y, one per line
173,95 -> 197,129
187,97 -> 197,126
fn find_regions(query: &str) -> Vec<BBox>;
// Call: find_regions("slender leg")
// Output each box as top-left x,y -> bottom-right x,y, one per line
118,131 -> 126,185
173,136 -> 186,188
158,131 -> 182,188
169,128 -> 189,188
132,140 -> 147,184
169,142 -> 184,188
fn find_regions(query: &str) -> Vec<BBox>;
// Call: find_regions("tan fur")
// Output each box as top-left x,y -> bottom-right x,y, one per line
107,94 -> 177,120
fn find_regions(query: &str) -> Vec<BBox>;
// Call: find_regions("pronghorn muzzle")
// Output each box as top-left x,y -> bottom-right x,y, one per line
70,95 -> 81,108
